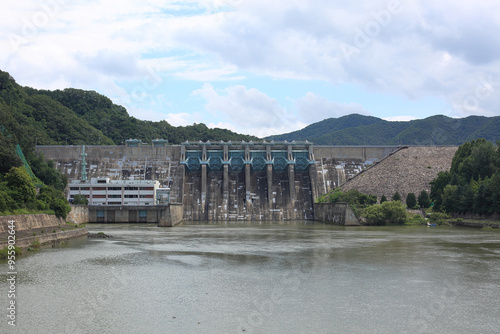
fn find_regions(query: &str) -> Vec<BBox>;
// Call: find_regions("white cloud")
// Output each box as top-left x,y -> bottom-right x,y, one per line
1,0 -> 500,136
164,112 -> 198,126
383,116 -> 418,122
296,92 -> 370,123
193,83 -> 306,137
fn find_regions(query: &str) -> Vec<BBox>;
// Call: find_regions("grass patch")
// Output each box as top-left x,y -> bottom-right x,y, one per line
0,246 -> 22,259
0,209 -> 56,216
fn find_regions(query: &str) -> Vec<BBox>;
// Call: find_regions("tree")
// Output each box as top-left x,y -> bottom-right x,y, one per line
418,190 -> 431,208
73,194 -> 88,205
442,184 -> 459,213
392,192 -> 402,202
4,167 -> 36,203
430,171 -> 452,210
380,195 -> 388,204
52,198 -> 71,219
406,193 -> 417,209
0,190 -> 14,212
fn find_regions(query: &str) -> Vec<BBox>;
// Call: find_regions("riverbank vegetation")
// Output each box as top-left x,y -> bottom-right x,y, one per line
0,166 -> 71,219
316,188 -> 415,225
430,138 -> 500,216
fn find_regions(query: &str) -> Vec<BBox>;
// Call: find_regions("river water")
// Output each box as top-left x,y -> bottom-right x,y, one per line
2,222 -> 500,334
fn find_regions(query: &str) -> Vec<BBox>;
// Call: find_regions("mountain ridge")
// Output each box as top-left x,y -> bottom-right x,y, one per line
267,114 -> 500,145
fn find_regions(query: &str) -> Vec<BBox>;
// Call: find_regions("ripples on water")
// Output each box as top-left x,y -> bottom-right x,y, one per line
1,222 -> 500,334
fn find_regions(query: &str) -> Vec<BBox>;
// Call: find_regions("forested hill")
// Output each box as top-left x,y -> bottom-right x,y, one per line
267,114 -> 500,145
0,70 -> 257,151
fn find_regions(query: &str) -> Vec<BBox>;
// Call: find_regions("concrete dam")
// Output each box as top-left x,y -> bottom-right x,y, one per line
36,142 -> 399,221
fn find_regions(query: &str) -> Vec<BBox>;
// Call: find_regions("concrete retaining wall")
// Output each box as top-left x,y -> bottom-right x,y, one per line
68,205 -> 88,224
313,202 -> 361,226
0,214 -> 65,234
0,229 -> 88,249
158,203 -> 183,227
0,214 -> 88,249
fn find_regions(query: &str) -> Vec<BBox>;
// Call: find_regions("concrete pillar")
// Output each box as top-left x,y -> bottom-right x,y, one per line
309,163 -> 319,204
288,164 -> 295,201
267,164 -> 273,207
245,164 -> 251,207
223,164 -> 229,195
201,164 -> 207,214
223,144 -> 229,162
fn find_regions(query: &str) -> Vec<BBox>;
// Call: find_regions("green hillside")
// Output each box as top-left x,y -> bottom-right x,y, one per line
268,114 -> 500,145
0,70 -> 257,151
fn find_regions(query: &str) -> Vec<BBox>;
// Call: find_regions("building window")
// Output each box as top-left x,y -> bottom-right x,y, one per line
70,187 -> 79,191
96,210 -> 105,218
139,210 -> 147,218
125,195 -> 138,198
108,187 -> 122,191
125,187 -> 138,191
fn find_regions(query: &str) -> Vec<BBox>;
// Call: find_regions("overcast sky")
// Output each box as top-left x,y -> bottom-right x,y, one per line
1,0 -> 499,137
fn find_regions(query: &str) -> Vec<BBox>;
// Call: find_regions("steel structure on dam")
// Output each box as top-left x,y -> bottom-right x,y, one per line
36,141 -> 399,221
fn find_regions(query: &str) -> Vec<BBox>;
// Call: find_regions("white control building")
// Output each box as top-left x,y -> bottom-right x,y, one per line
69,178 -> 163,206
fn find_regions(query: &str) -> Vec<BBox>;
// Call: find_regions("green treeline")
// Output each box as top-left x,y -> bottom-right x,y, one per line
0,70 -> 257,148
430,138 -> 500,215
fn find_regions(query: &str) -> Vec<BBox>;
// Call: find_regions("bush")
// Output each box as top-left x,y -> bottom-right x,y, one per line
392,192 -> 402,202
31,238 -> 41,249
361,201 -> 408,225
0,246 -> 22,259
380,195 -> 388,204
407,213 -> 426,225
52,198 -> 71,219
428,212 -> 450,225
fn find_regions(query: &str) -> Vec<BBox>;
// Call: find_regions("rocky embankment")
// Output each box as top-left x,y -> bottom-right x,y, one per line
340,146 -> 458,202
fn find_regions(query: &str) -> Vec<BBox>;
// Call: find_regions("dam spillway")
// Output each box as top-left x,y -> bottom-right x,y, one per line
36,142 -> 399,221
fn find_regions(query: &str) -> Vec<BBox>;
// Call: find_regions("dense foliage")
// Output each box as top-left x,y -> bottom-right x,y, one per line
361,201 -> 408,225
430,139 -> 500,215
316,188 -> 377,206
0,70 -> 257,147
417,190 -> 431,209
0,167 -> 71,219
267,114 -> 500,145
